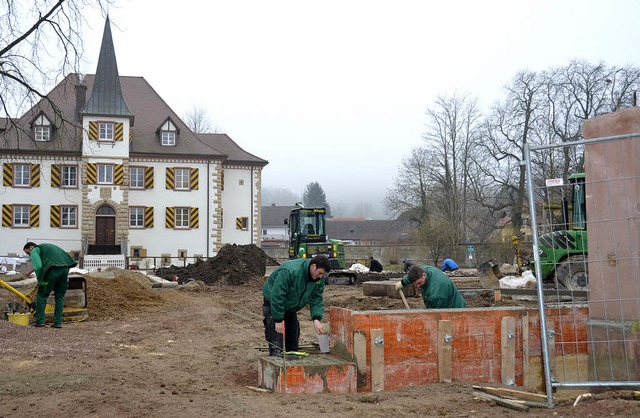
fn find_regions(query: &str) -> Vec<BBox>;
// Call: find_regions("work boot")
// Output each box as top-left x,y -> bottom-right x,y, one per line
32,323 -> 46,327
52,323 -> 62,329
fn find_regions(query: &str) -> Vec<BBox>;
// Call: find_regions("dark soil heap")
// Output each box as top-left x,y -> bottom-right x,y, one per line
157,244 -> 279,286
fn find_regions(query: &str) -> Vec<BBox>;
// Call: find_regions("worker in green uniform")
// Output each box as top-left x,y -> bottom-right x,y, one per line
23,242 -> 78,328
262,254 -> 331,356
395,264 -> 466,309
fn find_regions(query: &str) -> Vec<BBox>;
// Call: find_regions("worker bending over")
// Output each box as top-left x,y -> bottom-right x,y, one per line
396,265 -> 466,309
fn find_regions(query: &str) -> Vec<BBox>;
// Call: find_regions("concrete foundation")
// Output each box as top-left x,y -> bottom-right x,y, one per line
258,354 -> 357,394
329,305 -> 589,392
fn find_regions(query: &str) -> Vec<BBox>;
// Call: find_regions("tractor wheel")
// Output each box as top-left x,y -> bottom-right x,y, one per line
555,255 -> 589,291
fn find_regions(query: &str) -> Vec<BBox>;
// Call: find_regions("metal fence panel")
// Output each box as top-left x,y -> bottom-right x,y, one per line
524,133 -> 640,406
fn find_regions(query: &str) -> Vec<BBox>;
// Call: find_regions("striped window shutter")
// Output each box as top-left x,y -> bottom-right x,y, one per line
1,204 -> 11,227
87,163 -> 97,184
144,206 -> 154,228
144,166 -> 154,189
221,169 -> 224,191
236,217 -> 243,230
51,164 -> 61,187
114,122 -> 124,141
30,205 -> 40,227
3,163 -> 12,186
88,121 -> 99,140
190,168 -> 199,190
129,128 -> 134,143
165,167 -> 175,189
50,205 -> 61,227
30,164 -> 40,187
114,164 -> 124,185
190,207 -> 199,229
165,207 -> 175,228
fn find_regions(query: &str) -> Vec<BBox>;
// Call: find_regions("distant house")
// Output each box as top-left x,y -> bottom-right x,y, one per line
327,218 -> 413,245
260,204 -> 295,247
260,205 -> 415,247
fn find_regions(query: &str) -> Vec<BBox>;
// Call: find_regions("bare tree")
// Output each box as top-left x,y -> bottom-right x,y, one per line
544,61 -> 640,179
384,147 -> 432,224
422,93 -> 482,243
473,70 -> 547,235
1,0 -> 111,124
183,105 -> 220,133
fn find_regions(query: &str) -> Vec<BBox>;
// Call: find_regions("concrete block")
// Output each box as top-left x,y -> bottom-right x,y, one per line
258,354 -> 357,394
362,280 -> 416,298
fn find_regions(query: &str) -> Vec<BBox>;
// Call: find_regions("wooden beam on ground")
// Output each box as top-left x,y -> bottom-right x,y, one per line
245,385 -> 271,393
437,320 -> 452,383
473,390 -> 530,412
473,385 -> 548,402
501,316 -> 516,385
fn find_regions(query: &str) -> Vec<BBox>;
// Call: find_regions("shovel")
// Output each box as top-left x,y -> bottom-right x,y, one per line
398,288 -> 411,310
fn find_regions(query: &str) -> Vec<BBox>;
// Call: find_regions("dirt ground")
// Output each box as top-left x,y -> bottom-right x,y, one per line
1,246 -> 639,417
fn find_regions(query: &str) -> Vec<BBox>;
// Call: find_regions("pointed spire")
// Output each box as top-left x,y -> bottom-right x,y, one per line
82,16 -> 133,119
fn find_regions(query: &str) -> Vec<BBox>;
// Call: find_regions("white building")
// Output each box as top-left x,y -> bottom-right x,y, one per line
0,17 -> 267,264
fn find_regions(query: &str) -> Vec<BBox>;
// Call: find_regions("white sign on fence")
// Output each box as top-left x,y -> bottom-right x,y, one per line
545,178 -> 564,187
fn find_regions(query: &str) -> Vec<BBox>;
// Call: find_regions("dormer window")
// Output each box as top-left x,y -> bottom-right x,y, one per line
162,131 -> 176,146
158,118 -> 179,146
33,114 -> 52,141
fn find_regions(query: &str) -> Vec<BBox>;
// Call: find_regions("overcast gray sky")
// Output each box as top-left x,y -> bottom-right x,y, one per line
79,0 -> 640,218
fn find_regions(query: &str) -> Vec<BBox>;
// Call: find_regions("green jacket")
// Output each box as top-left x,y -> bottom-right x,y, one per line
263,258 -> 325,322
400,265 -> 466,309
30,243 -> 78,285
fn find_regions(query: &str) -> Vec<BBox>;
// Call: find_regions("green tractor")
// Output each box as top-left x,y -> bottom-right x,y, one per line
286,205 -> 357,284
535,173 -> 588,291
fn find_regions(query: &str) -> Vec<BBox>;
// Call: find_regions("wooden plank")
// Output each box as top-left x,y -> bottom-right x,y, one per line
522,313 -> 529,388
473,391 -> 530,412
494,289 -> 502,302
353,330 -> 367,377
547,320 -> 555,379
461,288 -> 589,298
501,316 -> 516,385
473,385 -> 548,402
437,320 -> 452,383
370,328 -> 384,392
245,385 -> 271,393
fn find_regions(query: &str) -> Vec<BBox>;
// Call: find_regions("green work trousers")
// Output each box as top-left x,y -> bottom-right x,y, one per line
34,266 -> 70,325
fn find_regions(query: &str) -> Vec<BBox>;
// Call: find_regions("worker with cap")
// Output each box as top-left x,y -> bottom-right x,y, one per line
395,264 -> 466,309
262,254 -> 331,356
23,242 -> 78,328
368,256 -> 383,272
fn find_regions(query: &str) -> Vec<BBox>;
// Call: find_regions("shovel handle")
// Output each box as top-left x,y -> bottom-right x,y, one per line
398,288 -> 411,310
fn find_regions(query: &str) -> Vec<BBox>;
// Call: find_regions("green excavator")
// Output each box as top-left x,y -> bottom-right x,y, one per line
285,205 -> 357,285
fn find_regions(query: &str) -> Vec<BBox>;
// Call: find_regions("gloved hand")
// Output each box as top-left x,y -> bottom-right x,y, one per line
395,281 -> 404,290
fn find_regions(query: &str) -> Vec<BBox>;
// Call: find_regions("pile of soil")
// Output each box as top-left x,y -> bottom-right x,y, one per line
85,273 -> 170,321
156,244 -> 279,285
